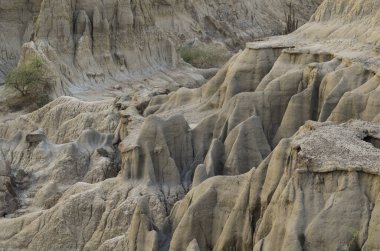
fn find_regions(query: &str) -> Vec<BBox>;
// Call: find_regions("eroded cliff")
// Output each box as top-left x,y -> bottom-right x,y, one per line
0,0 -> 379,250
0,0 -> 322,98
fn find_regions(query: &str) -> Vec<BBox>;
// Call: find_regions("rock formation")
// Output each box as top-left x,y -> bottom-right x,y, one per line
169,120 -> 380,250
0,0 -> 322,98
0,0 -> 379,250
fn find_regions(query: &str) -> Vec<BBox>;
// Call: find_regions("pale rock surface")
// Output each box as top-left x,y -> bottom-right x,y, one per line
0,96 -> 119,143
120,114 -> 193,188
169,120 -> 380,251
0,0 -> 322,98
0,0 -> 380,250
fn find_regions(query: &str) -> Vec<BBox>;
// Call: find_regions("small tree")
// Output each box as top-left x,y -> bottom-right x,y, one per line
5,57 -> 51,108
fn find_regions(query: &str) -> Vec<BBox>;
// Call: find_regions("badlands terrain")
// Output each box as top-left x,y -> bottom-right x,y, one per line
0,0 -> 380,250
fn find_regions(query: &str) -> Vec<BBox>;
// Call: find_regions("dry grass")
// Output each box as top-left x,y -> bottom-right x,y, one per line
178,44 -> 231,69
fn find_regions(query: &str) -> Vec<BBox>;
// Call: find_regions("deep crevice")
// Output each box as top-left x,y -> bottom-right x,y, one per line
363,136 -> 380,149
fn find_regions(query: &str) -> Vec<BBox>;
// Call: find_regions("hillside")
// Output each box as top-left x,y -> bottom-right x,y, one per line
0,0 -> 379,250
0,0 -> 321,97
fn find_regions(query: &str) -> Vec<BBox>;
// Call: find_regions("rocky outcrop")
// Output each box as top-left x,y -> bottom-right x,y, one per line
0,96 -> 119,143
168,120 -> 380,251
0,180 -> 170,250
0,0 -> 322,98
0,150 -> 17,217
120,115 -> 193,187
0,126 -> 119,215
0,0 -> 379,250
145,43 -> 379,155
329,72 -> 380,123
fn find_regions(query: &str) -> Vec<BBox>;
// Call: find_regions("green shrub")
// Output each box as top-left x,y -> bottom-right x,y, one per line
178,44 -> 231,69
5,57 -> 51,109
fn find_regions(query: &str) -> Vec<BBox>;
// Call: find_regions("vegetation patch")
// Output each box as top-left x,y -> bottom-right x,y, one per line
178,44 -> 231,69
5,57 -> 51,110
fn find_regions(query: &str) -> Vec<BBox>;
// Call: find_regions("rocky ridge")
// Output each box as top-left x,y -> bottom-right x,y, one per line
0,0 -> 379,250
0,0 -> 321,99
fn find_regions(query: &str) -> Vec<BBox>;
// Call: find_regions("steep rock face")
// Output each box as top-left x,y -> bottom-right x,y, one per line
273,58 -> 378,143
0,99 -> 189,250
329,72 -> 380,123
0,150 -> 17,217
132,0 -> 380,248
145,45 -> 379,185
0,0 -> 379,250
120,114 -> 193,187
169,120 -> 380,251
0,0 -> 322,97
0,180 -> 171,250
144,46 -> 286,115
145,32 -> 379,169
